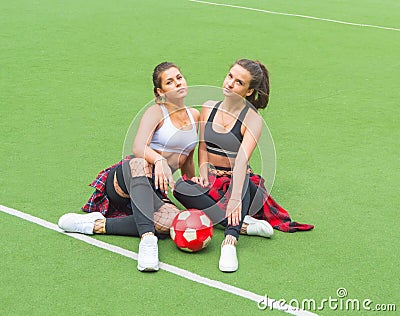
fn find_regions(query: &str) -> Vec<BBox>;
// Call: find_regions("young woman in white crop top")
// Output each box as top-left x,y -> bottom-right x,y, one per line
58,62 -> 200,272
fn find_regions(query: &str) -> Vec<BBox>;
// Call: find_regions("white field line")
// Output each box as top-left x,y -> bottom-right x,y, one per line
190,0 -> 400,32
1,204 -> 318,316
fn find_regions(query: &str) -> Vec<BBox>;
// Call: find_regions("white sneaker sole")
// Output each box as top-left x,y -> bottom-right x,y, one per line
219,264 -> 238,273
137,264 -> 159,272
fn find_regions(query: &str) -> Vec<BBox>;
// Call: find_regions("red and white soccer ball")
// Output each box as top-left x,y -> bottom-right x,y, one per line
170,209 -> 213,252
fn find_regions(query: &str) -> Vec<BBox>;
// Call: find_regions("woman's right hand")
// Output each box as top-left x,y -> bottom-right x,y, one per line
190,175 -> 209,187
191,162 -> 209,187
154,158 -> 175,193
226,198 -> 242,226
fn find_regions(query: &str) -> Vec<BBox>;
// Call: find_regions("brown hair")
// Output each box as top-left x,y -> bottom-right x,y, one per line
234,59 -> 270,109
152,62 -> 180,103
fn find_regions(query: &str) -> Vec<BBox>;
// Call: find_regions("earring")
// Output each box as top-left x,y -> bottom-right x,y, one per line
156,95 -> 165,104
157,94 -> 166,104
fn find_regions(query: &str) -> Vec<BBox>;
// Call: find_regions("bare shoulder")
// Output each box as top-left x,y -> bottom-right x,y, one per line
189,107 -> 201,121
203,100 -> 218,108
143,104 -> 163,118
201,100 -> 218,116
244,108 -> 263,128
141,104 -> 164,127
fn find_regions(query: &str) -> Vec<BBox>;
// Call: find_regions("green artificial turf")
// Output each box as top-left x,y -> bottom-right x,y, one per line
1,0 -> 399,315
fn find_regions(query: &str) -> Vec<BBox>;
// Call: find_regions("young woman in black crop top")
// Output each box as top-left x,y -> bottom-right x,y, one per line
174,59 -> 273,272
175,60 -> 313,272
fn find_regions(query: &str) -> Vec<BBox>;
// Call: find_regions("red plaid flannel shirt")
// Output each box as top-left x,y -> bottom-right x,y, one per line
183,173 -> 314,233
81,158 -> 131,218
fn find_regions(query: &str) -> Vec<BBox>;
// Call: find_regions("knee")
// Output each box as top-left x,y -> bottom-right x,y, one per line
154,205 -> 180,234
174,178 -> 185,190
173,178 -> 207,201
173,178 -> 192,199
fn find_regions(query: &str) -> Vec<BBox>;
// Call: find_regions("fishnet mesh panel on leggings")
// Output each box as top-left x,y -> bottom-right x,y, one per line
129,158 -> 153,178
129,157 -> 180,234
154,204 -> 180,234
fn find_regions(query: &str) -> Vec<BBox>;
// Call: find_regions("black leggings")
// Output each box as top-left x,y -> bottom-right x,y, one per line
105,215 -> 139,236
103,161 -> 164,237
173,178 -> 251,240
105,166 -> 131,211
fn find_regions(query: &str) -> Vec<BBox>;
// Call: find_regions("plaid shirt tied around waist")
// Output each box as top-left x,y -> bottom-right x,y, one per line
182,171 -> 314,233
81,158 -> 130,218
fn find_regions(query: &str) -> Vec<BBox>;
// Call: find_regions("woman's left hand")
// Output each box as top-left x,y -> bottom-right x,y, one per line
226,198 -> 242,226
154,159 -> 174,193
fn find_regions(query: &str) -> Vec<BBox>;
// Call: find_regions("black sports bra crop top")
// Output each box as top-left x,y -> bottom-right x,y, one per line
204,101 -> 250,158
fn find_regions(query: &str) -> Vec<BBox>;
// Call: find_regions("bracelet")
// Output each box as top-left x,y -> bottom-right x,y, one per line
154,157 -> 166,165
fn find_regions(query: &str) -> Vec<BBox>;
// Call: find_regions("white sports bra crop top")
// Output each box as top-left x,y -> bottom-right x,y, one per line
149,104 -> 198,156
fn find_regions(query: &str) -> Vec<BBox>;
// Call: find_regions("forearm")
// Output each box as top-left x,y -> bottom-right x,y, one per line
229,116 -> 261,200
198,142 -> 209,178
230,159 -> 248,200
133,145 -> 165,165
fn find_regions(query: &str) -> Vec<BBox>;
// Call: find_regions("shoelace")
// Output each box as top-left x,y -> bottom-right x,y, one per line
74,219 -> 94,227
140,239 -> 158,257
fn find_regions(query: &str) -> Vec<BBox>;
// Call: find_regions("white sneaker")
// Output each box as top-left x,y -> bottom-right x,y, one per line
244,215 -> 274,238
137,235 -> 159,272
219,244 -> 238,272
58,212 -> 105,235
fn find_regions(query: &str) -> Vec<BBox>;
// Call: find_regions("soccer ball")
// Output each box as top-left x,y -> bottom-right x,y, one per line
170,209 -> 213,252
